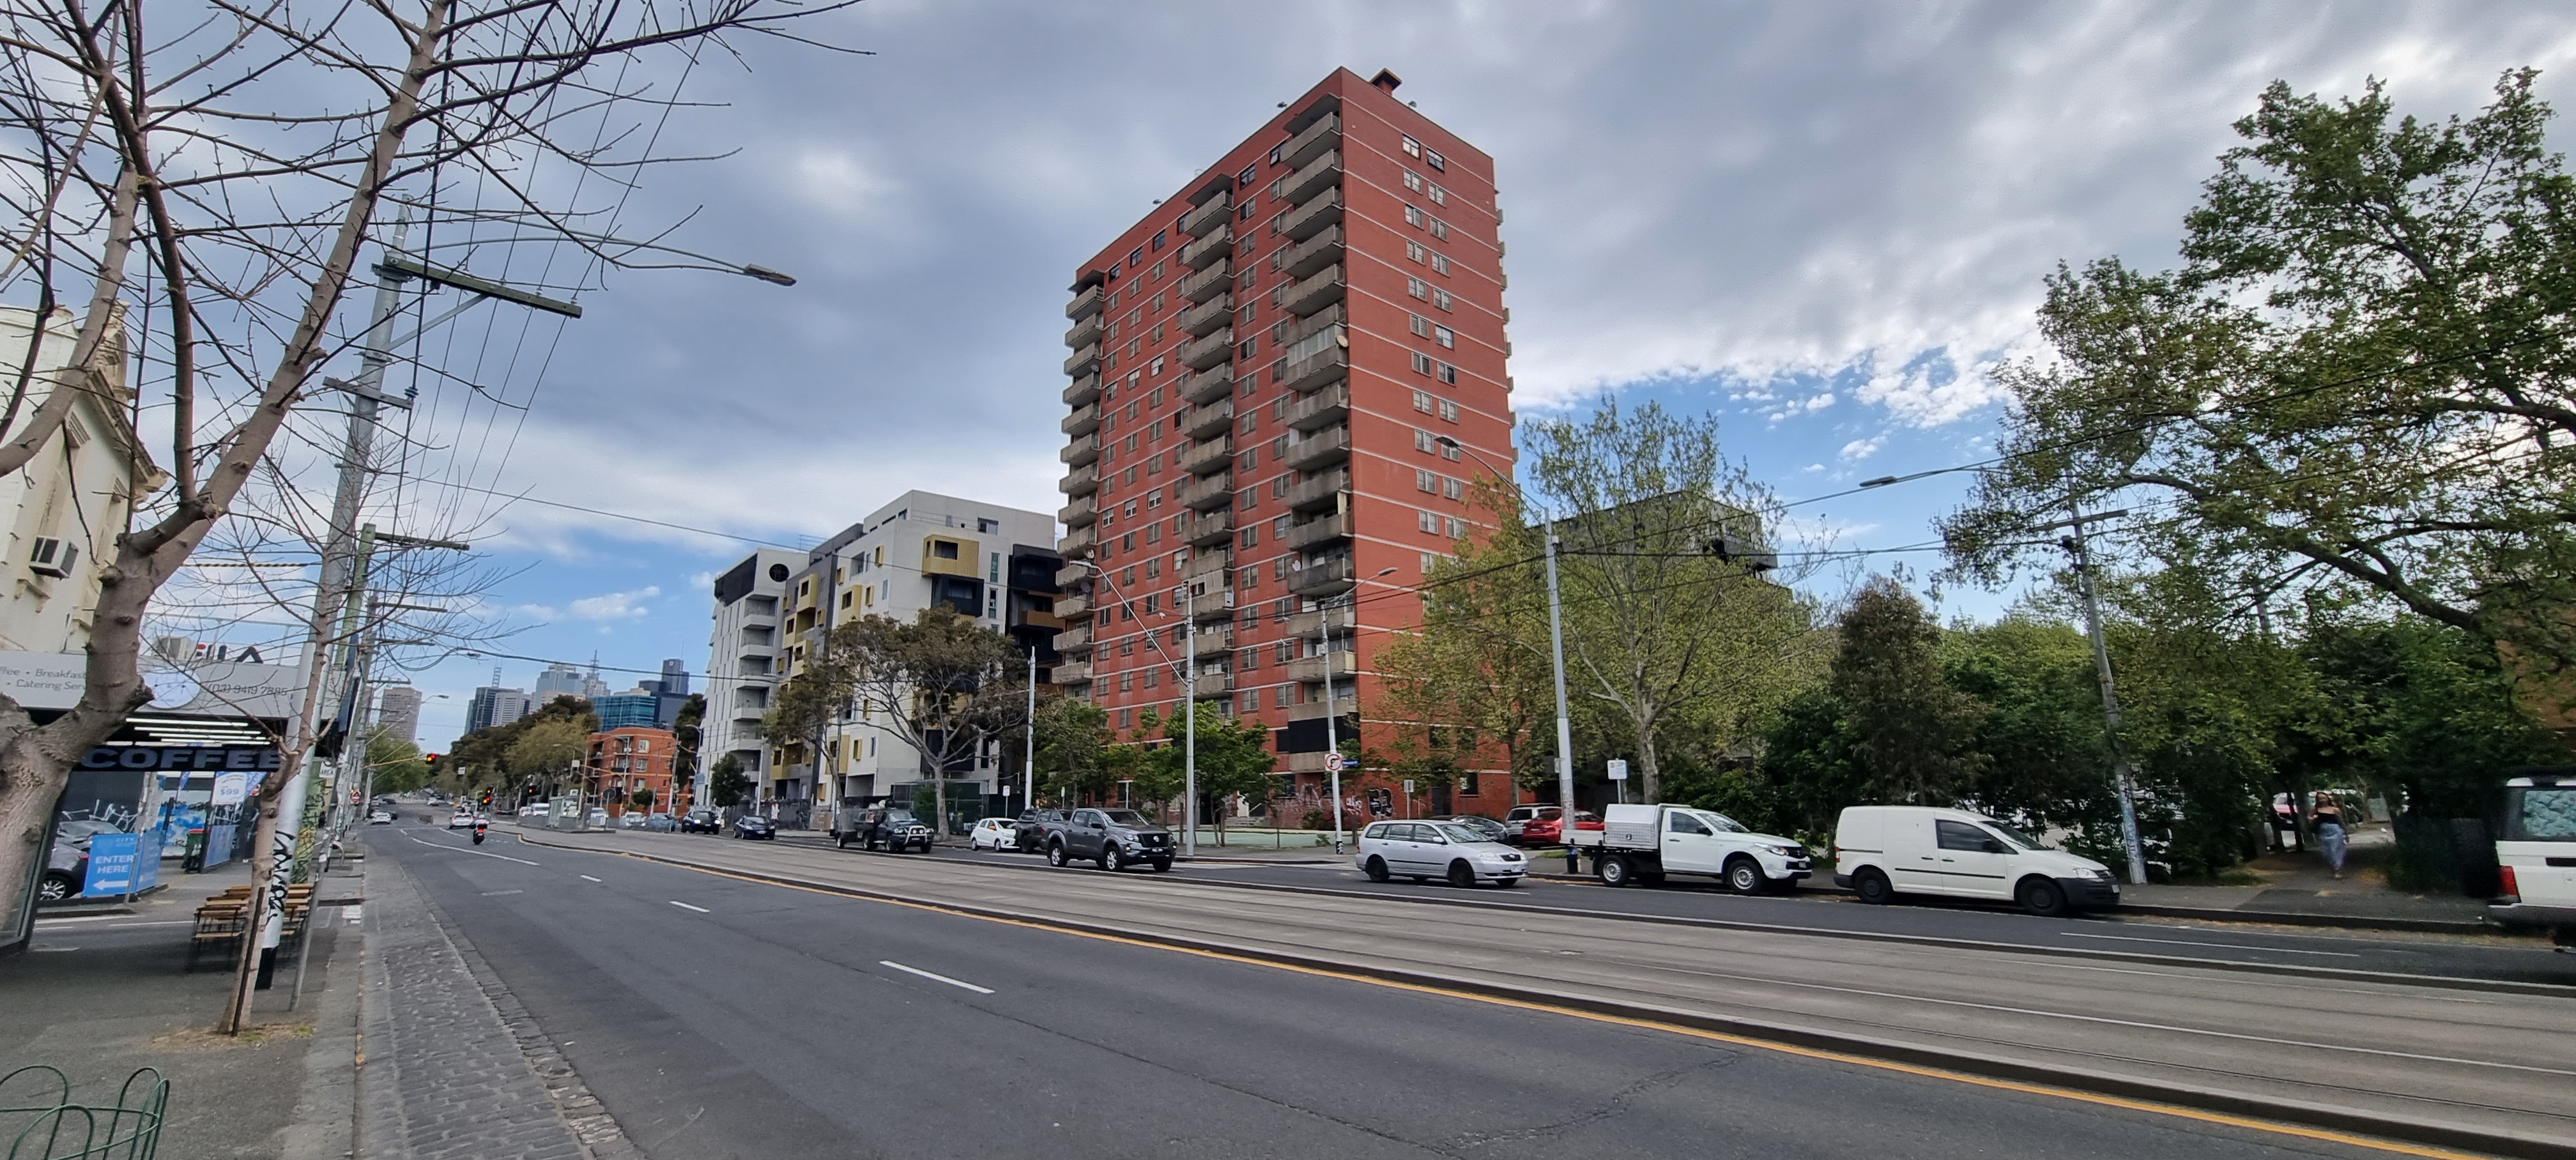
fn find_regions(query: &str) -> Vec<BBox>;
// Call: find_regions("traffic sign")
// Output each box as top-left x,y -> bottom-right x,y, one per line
1606,759 -> 1629,781
1324,754 -> 1347,773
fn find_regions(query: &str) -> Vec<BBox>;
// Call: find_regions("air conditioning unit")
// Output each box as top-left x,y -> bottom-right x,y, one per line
27,537 -> 76,579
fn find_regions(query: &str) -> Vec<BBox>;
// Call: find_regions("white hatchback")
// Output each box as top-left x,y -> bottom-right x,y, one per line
968,818 -> 1018,851
1355,820 -> 1527,888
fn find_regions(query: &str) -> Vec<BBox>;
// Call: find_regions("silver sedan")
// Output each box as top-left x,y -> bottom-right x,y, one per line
1354,821 -> 1527,888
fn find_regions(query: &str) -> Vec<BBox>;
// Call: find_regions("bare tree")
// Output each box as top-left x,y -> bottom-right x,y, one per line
0,0 -> 851,1027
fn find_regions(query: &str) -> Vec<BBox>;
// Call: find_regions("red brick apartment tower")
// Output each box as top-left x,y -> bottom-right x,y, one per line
1052,67 -> 1517,818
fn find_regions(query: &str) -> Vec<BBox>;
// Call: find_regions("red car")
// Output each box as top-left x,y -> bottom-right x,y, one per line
1519,809 -> 1600,846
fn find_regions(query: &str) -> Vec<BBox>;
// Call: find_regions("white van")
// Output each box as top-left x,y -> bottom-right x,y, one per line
1834,805 -> 2120,917
2490,774 -> 2576,948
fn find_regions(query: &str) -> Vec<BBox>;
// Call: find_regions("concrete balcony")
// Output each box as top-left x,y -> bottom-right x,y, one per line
1059,464 -> 1100,496
1288,651 -> 1356,685
1178,327 -> 1235,372
1282,112 -> 1340,171
1271,148 -> 1341,206
1287,512 -> 1351,552
1179,192 -> 1232,238
1186,549 -> 1232,584
1064,313 -> 1101,351
1192,630 -> 1234,660
1280,345 -> 1348,396
1061,401 -> 1101,436
1282,263 -> 1345,317
1054,660 -> 1092,685
1191,669 -> 1234,699
1287,383 -> 1349,431
1284,424 -> 1351,471
1282,224 -> 1343,280
1065,283 -> 1103,321
1054,623 -> 1094,653
1178,258 -> 1231,303
1054,592 -> 1091,620
1182,397 -> 1235,441
1178,293 -> 1233,338
1063,343 -> 1100,376
1181,472 -> 1234,511
1059,524 -> 1096,555
1284,609 -> 1327,639
1056,561 -> 1092,588
1059,433 -> 1101,466
1289,468 -> 1349,514
1280,187 -> 1342,242
1180,224 -> 1232,270
1179,363 -> 1234,407
1063,372 -> 1101,406
1291,555 -> 1356,597
1179,435 -> 1234,475
1186,508 -> 1234,547
1059,495 -> 1096,526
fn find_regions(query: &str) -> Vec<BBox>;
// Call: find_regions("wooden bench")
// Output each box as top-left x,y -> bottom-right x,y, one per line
183,883 -> 319,971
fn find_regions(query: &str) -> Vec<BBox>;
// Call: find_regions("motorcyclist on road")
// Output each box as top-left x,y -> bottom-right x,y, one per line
471,818 -> 487,845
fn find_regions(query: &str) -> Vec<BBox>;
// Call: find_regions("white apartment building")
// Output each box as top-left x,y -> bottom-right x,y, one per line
699,547 -> 801,807
767,491 -> 1062,830
0,306 -> 162,653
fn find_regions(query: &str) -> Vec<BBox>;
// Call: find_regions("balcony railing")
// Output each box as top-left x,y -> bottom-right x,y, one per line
1288,651 -> 1356,685
1059,432 -> 1101,466
1286,512 -> 1351,552
1186,549 -> 1232,583
1282,112 -> 1340,171
1055,561 -> 1091,588
1290,556 -> 1356,597
1061,401 -> 1101,436
1182,472 -> 1234,511
1063,343 -> 1100,376
1191,669 -> 1234,699
1288,468 -> 1348,513
1179,224 -> 1232,270
1178,327 -> 1235,372
1054,623 -> 1094,653
1284,609 -> 1326,639
1282,263 -> 1344,317
1179,435 -> 1232,475
1280,344 -> 1348,396
1280,187 -> 1342,242
1054,660 -> 1092,685
1064,314 -> 1101,350
1065,283 -> 1103,321
1063,372 -> 1101,407
1182,397 -> 1235,441
1190,587 -> 1237,622
1059,524 -> 1096,554
1179,192 -> 1232,238
1271,148 -> 1341,206
1059,495 -> 1096,526
1192,630 -> 1234,660
1282,224 -> 1343,280
1284,424 -> 1351,470
1178,293 -> 1233,338
1054,592 -> 1092,619
1059,464 -> 1098,496
1178,258 -> 1231,303
1287,383 -> 1349,431
1186,508 -> 1234,547
1179,363 -> 1234,407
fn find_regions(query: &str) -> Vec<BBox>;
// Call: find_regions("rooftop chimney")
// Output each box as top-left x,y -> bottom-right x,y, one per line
1369,68 -> 1403,93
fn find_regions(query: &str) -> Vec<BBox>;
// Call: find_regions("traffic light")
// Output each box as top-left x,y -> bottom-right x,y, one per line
479,790 -> 493,809
424,753 -> 442,778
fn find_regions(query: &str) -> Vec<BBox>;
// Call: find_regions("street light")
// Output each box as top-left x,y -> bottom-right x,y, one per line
1078,560 -> 1200,856
1314,566 -> 1397,853
411,229 -> 798,286
1436,435 -> 1580,873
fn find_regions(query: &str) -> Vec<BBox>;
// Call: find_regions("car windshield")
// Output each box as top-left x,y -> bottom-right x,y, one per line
1101,810 -> 1150,826
57,820 -> 118,843
885,811 -> 916,822
1696,811 -> 1748,834
1985,821 -> 2053,851
1434,824 -> 1489,844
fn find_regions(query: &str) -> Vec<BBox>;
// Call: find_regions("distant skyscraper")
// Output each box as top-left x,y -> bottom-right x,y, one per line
465,685 -> 531,733
374,683 -> 422,747
594,688 -> 663,731
581,657 -> 610,701
656,658 -> 689,698
532,661 -> 587,705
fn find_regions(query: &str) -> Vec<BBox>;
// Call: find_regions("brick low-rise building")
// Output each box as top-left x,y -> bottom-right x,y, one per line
1054,67 -> 1518,820
589,726 -> 678,817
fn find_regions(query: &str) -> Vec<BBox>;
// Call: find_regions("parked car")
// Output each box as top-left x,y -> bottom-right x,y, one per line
732,814 -> 776,841
968,818 -> 1018,851
1501,805 -> 1551,844
1519,809 -> 1598,847
519,803 -> 551,819
1013,809 -> 1068,853
368,809 -> 395,825
2490,772 -> 2576,949
448,808 -> 477,829
39,820 -> 120,902
587,807 -> 608,827
1438,815 -> 1510,844
635,813 -> 678,832
1834,805 -> 2119,917
1356,821 -> 1526,888
678,809 -> 722,835
838,806 -> 933,853
1045,808 -> 1173,871
1571,803 -> 1812,892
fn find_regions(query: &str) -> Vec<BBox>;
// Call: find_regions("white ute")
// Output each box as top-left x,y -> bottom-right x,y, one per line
1571,803 -> 1813,892
2490,773 -> 2576,949
1834,805 -> 2119,917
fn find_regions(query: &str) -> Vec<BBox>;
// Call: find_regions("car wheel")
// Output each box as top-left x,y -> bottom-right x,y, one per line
1598,854 -> 1635,888
1853,868 -> 1894,904
1101,847 -> 1123,872
1725,857 -> 1768,895
37,871 -> 75,903
836,832 -> 849,849
1048,842 -> 1069,868
1446,860 -> 1476,889
1363,857 -> 1390,883
2018,877 -> 2071,918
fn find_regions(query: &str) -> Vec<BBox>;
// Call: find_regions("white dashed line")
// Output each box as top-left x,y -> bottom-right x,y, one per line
579,874 -> 602,883
879,960 -> 994,995
403,834 -> 539,866
2058,931 -> 2360,957
669,901 -> 710,913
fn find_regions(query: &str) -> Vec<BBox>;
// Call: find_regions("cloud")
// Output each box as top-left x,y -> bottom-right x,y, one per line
568,586 -> 661,622
1839,436 -> 1887,462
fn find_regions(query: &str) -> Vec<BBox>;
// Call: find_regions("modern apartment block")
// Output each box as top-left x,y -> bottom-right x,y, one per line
756,491 -> 1062,828
702,547 -> 803,805
1053,68 -> 1517,816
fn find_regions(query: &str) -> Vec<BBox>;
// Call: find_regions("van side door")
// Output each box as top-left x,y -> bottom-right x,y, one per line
1932,820 -> 2014,897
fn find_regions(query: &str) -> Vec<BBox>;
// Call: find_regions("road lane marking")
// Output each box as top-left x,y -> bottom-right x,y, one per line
402,833 -> 539,866
2060,931 -> 2360,957
481,890 -> 523,897
668,901 -> 709,913
34,914 -> 133,924
579,874 -> 602,882
879,960 -> 994,994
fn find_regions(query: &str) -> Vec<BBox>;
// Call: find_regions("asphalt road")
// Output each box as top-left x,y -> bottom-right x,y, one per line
373,820 -> 2565,1159
801,832 -> 2576,984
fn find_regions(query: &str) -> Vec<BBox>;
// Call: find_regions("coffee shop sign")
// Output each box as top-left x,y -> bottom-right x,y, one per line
79,745 -> 282,772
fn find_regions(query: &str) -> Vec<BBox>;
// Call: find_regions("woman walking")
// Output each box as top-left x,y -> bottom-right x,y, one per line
2312,798 -> 2349,880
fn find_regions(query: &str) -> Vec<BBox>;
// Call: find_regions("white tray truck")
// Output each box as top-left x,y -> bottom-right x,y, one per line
1569,803 -> 1814,892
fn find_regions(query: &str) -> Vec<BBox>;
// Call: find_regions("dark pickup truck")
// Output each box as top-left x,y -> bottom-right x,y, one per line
1012,809 -> 1067,854
1043,807 -> 1174,872
836,804 -> 933,853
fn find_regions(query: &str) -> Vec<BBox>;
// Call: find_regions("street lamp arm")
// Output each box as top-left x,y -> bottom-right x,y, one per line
404,229 -> 796,285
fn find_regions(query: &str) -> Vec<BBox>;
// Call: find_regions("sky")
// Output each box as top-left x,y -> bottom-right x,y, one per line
240,1 -> 2576,751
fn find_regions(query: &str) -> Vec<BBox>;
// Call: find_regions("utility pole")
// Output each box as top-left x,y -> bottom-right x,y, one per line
1023,646 -> 1036,812
1321,594 -> 1345,853
1182,582 -> 1197,859
1542,519 -> 1579,874
2051,508 -> 2150,886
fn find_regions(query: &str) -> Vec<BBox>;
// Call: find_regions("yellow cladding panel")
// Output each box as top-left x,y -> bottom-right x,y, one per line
922,535 -> 981,578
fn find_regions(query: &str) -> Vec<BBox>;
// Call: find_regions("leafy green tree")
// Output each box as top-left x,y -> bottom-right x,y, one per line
1132,703 -> 1276,837
669,693 -> 705,805
707,753 -> 750,809
1945,69 -> 2576,668
1033,694 -> 1112,805
833,608 -> 1030,835
1832,579 -> 1986,805
508,718 -> 588,795
629,787 -> 656,812
364,727 -> 431,795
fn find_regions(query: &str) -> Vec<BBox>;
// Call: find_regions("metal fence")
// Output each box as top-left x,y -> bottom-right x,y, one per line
1,1067 -> 165,1160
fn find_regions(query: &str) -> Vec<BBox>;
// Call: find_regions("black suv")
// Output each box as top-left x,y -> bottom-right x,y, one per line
839,806 -> 934,853
678,809 -> 722,834
1045,807 -> 1174,872
1013,809 -> 1068,854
